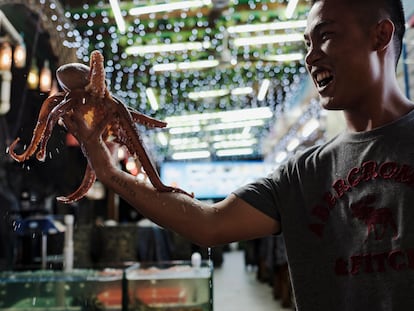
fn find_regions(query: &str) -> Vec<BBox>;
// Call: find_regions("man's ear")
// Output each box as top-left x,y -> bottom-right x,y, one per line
373,18 -> 394,51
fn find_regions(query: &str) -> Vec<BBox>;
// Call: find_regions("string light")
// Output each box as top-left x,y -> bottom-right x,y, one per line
63,0 -> 310,161
39,60 -> 52,92
129,0 -> 212,16
27,59 -> 39,90
285,0 -> 300,19
13,42 -> 26,68
0,42 -> 12,71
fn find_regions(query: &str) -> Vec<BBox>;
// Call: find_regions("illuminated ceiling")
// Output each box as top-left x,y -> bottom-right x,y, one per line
2,0 -> 413,164
51,0 -> 311,162
0,0 -> 312,162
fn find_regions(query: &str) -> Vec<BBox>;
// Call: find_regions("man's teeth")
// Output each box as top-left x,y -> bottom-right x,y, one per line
315,71 -> 333,87
316,71 -> 331,83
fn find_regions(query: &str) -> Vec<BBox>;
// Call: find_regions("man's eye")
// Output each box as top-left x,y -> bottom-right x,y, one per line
321,32 -> 333,40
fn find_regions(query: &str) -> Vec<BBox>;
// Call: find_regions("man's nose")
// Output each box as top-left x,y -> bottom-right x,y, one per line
305,45 -> 322,67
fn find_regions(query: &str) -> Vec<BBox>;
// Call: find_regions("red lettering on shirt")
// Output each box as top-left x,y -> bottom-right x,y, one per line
335,248 -> 414,276
348,167 -> 362,187
360,161 -> 378,181
332,179 -> 350,198
323,192 -> 337,209
307,160 -> 414,238
378,162 -> 399,179
350,255 -> 364,275
394,164 -> 414,183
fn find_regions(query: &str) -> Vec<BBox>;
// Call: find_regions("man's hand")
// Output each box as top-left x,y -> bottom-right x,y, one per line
59,115 -> 117,172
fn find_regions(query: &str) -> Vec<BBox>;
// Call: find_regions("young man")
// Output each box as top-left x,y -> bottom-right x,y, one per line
66,0 -> 414,309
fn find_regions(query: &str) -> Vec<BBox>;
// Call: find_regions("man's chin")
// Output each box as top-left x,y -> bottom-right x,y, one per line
319,96 -> 342,111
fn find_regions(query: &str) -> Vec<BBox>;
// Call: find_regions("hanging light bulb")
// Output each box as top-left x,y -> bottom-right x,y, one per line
27,59 -> 39,90
13,42 -> 26,68
0,70 -> 11,115
0,42 -> 12,71
39,60 -> 52,92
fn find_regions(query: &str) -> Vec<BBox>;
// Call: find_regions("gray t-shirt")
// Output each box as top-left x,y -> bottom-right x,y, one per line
234,109 -> 414,311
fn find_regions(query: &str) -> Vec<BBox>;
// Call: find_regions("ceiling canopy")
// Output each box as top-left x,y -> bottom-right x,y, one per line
1,0 -> 317,163
57,0 -> 310,162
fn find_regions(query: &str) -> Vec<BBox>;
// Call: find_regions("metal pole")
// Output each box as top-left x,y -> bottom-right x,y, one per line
0,10 -> 24,45
41,234 -> 47,269
402,42 -> 411,100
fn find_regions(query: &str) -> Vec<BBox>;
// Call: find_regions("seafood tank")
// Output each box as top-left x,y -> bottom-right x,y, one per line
0,258 -> 213,311
0,269 -> 124,311
126,259 -> 213,311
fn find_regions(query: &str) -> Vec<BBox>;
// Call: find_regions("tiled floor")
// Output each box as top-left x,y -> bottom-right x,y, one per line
213,249 -> 293,311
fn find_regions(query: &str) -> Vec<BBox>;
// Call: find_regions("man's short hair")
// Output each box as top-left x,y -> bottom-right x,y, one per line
310,0 -> 406,65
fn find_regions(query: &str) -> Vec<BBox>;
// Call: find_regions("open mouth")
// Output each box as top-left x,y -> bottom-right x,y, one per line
315,71 -> 334,88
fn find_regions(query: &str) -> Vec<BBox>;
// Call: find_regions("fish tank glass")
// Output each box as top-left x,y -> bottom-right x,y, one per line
126,261 -> 213,311
0,269 -> 123,311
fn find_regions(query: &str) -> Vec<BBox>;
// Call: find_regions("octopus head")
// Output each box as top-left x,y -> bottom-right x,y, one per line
56,63 -> 90,92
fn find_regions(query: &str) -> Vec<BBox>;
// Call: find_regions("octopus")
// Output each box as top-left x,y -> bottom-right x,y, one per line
8,50 -> 193,203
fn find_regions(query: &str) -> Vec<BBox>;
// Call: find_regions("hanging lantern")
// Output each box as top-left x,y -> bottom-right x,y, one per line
13,42 -> 26,68
27,59 -> 39,90
39,60 -> 52,92
0,70 -> 11,115
0,42 -> 12,71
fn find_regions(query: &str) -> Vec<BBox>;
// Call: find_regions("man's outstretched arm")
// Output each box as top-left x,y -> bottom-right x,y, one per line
67,118 -> 280,246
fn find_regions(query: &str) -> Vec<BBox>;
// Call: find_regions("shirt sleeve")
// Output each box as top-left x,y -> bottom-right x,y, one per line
232,169 -> 283,222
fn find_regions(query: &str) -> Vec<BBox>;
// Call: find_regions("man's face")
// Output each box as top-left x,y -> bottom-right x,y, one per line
304,0 -> 379,111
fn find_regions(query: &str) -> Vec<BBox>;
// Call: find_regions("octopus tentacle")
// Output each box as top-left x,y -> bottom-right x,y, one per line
57,163 -> 97,203
8,93 -> 65,162
36,97 -> 74,161
108,97 -> 194,197
85,50 -> 106,98
56,109 -> 110,203
113,98 -> 167,129
128,107 -> 167,129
